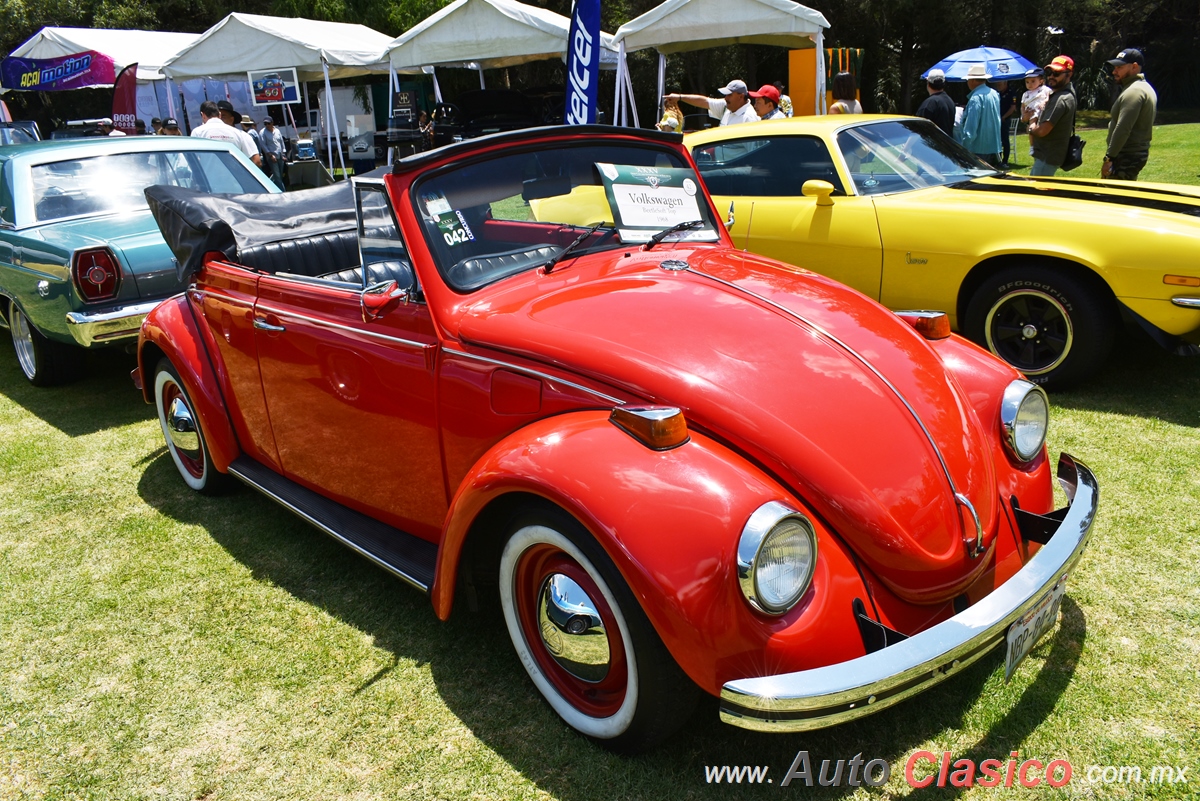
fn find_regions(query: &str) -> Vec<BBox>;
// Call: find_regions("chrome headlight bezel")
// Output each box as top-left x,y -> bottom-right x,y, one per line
1000,379 -> 1049,463
737,502 -> 818,615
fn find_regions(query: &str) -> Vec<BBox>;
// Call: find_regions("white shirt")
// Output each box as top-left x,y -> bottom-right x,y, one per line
191,117 -> 259,160
707,97 -> 759,126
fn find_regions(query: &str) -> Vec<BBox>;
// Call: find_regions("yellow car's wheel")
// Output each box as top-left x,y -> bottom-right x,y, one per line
965,266 -> 1115,388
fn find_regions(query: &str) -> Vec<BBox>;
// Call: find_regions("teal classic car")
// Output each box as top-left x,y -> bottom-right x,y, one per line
1,136 -> 278,385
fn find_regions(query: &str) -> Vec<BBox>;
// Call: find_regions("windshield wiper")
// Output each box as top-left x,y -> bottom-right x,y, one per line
644,219 -> 704,250
544,222 -> 613,273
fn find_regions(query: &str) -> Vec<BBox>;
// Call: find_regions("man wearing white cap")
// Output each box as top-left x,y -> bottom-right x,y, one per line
916,68 -> 956,137
664,80 -> 758,126
954,63 -> 1003,168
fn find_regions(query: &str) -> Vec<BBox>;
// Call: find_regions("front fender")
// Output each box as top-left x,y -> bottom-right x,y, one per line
137,295 -> 240,473
433,411 -> 872,694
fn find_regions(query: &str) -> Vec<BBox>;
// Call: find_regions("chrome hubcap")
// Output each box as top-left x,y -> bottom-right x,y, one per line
537,573 -> 609,682
10,308 -> 37,379
166,395 -> 201,458
1021,323 -> 1039,339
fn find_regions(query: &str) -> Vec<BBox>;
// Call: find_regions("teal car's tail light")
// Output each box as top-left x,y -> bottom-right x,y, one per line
738,502 -> 817,615
1001,380 -> 1049,463
72,247 -> 120,302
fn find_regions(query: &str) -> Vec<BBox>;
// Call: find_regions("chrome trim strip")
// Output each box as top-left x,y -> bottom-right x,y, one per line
254,303 -> 432,350
227,463 -> 430,594
719,453 -> 1097,732
443,347 -> 625,405
64,299 -> 162,346
1171,296 -> 1200,308
685,266 -> 972,541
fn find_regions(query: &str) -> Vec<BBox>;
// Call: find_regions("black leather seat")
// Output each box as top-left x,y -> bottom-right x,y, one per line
318,259 -> 415,289
238,229 -> 360,276
447,245 -> 560,291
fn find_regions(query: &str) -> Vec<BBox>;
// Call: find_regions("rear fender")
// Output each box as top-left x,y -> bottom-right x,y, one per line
433,410 -> 872,694
137,295 -> 240,473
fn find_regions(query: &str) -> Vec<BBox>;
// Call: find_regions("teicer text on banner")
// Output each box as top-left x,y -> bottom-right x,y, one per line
564,0 -> 601,124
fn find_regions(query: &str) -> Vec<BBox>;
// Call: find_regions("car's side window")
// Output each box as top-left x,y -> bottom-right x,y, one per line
695,136 -> 845,197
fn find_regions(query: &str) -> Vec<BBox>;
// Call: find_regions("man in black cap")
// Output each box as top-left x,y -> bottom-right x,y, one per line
1103,48 -> 1157,181
161,118 -> 182,135
150,117 -> 163,135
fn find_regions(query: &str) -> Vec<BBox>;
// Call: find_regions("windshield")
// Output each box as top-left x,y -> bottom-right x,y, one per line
836,119 -> 998,196
413,142 -> 719,292
31,150 -> 267,223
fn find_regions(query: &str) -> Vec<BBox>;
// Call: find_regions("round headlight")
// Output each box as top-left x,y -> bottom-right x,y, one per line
1001,380 -> 1049,462
737,502 -> 817,615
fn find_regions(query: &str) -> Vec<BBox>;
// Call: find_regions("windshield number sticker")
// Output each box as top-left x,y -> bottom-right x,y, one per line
436,210 -> 474,247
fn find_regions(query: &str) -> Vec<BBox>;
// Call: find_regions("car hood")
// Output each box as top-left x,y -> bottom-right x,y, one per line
456,247 -> 1001,603
34,212 -> 181,298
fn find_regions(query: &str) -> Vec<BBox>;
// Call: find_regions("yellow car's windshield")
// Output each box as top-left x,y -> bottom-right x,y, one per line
837,120 -> 998,195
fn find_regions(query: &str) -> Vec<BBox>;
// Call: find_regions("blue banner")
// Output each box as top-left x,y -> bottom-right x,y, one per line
564,0 -> 601,124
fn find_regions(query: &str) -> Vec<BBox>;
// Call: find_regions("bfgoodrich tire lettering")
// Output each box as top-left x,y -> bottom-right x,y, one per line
965,266 -> 1115,387
498,507 -> 698,752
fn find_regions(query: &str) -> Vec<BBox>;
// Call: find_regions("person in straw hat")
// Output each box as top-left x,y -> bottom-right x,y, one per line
954,63 -> 1003,168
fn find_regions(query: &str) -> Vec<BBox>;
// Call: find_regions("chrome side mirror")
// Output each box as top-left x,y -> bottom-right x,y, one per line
361,279 -> 408,321
725,200 -> 735,230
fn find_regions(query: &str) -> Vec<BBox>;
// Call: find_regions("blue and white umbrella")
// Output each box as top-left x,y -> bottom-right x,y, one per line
923,46 -> 1037,82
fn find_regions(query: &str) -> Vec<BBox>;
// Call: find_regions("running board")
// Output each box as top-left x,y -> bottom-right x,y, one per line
227,456 -> 438,594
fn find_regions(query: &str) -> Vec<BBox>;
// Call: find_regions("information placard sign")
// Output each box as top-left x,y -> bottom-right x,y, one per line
595,163 -> 718,243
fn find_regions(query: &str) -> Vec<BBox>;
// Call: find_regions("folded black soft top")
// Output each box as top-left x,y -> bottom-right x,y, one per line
145,181 -> 356,281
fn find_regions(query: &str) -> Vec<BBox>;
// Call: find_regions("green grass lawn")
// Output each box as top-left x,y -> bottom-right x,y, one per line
1,328 -> 1197,799
1005,122 -> 1200,185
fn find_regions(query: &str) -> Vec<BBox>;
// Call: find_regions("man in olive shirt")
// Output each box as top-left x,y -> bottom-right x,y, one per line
1103,48 -> 1157,180
1028,55 -> 1077,177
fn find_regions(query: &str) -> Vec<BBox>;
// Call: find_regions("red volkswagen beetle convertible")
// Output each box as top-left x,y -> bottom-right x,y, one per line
136,126 -> 1097,752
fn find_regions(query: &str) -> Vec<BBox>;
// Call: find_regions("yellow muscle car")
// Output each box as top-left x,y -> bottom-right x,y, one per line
686,115 -> 1200,386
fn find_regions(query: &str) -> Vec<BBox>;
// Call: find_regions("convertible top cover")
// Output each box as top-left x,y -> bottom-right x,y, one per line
145,181 -> 356,280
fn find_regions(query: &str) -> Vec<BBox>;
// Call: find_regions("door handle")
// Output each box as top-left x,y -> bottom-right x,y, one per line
253,317 -> 285,332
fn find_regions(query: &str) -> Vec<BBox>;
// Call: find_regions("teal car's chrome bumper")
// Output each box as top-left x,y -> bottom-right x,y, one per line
719,454 -> 1097,732
65,299 -> 163,346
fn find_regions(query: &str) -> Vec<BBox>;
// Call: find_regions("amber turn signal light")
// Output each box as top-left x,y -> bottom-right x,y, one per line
895,310 -> 952,340
610,406 -> 689,450
1163,275 -> 1200,287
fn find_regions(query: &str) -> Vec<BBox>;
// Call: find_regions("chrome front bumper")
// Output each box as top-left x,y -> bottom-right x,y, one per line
65,299 -> 162,347
720,453 -> 1098,733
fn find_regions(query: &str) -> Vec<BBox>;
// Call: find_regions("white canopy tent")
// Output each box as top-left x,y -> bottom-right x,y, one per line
163,13 -> 399,175
612,0 -> 830,125
2,27 -> 200,122
5,27 -> 200,83
387,0 -> 617,101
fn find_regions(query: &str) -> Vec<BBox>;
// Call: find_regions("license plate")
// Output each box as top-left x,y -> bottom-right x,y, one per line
1005,574 -> 1068,681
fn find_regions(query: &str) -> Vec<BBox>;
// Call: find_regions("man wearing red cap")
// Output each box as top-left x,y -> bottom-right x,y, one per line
1027,55 -> 1077,176
749,84 -> 785,120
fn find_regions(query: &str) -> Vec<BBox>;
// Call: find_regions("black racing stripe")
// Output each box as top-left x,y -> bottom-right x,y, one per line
952,179 -> 1200,218
996,173 -> 1200,202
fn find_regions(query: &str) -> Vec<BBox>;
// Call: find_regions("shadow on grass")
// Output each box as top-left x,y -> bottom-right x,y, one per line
0,336 -> 151,435
1050,325 -> 1200,428
136,449 -> 1088,799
